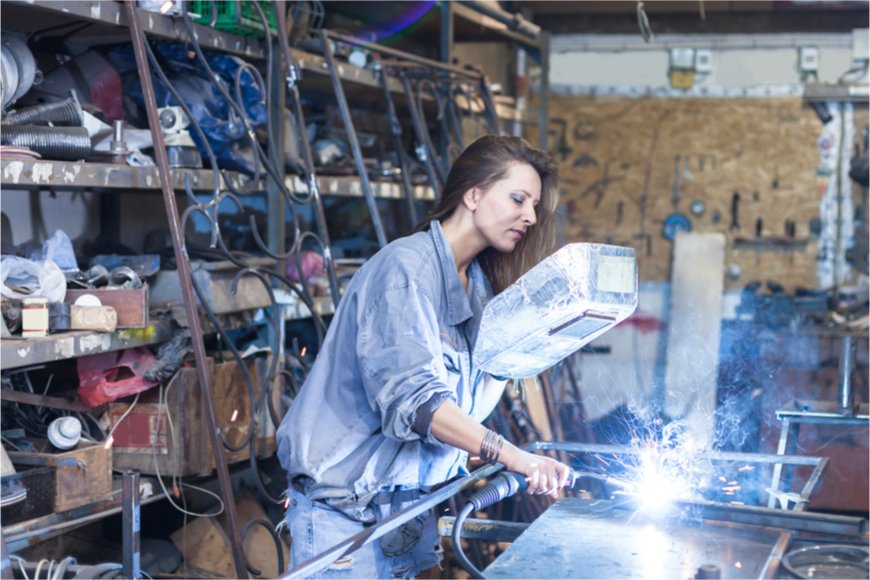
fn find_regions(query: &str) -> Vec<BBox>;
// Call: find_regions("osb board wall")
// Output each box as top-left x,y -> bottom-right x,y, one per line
527,96 -> 868,291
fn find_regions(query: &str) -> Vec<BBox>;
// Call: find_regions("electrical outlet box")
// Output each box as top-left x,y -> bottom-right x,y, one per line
799,46 -> 820,73
670,48 -> 695,71
695,49 -> 713,74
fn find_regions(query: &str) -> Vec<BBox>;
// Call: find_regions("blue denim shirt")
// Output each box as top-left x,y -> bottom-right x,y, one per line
276,221 -> 498,521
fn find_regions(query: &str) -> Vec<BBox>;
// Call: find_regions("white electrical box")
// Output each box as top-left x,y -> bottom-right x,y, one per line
695,49 -> 713,74
670,48 -> 696,71
799,46 -> 820,73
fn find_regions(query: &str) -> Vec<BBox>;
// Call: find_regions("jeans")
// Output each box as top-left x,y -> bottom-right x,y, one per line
284,487 -> 443,579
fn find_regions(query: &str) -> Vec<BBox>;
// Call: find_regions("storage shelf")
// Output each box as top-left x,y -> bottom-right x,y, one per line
1,160 -> 437,200
1,319 -> 177,371
0,160 -> 256,192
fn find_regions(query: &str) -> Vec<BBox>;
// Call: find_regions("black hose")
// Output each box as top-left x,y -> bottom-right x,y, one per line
452,502 -> 484,579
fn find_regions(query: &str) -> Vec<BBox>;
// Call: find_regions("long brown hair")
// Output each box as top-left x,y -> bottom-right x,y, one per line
418,134 -> 559,293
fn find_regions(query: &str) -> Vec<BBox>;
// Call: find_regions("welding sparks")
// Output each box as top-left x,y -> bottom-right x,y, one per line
104,434 -> 114,450
230,409 -> 239,422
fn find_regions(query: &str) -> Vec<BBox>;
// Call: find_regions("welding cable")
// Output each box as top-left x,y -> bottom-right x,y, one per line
241,518 -> 285,576
452,471 -> 529,579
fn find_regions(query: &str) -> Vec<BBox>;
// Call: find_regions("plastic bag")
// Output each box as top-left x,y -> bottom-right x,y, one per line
0,255 -> 67,302
76,347 -> 159,407
27,229 -> 78,271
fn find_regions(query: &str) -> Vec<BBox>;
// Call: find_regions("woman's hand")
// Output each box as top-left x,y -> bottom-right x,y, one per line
501,448 -> 573,497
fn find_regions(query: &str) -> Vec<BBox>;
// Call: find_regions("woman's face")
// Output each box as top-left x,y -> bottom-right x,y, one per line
471,161 -> 541,253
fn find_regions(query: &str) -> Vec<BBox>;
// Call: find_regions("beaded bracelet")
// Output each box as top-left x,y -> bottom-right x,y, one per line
480,428 -> 505,464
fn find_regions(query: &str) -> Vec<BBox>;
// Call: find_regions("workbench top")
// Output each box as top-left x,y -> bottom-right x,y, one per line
484,498 -> 786,579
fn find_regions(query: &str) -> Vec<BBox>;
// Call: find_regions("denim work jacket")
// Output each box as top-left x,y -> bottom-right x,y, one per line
276,221 -> 505,521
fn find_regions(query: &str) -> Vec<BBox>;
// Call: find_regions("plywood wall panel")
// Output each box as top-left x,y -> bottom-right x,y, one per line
528,95 -> 866,291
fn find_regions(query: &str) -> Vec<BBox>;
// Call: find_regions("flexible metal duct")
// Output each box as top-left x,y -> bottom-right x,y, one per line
3,97 -> 83,126
0,125 -> 91,160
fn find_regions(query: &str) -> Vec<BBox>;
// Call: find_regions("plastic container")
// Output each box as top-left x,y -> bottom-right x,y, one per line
189,1 -> 276,37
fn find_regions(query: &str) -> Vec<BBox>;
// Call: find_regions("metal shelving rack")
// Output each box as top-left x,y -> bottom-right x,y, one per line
0,0 -> 548,574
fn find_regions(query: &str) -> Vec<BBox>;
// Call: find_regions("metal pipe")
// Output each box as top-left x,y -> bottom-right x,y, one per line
0,125 -> 90,160
122,471 -> 140,579
325,30 -> 484,81
123,3 -> 247,578
839,335 -> 855,414
318,29 -> 388,248
457,0 -> 541,40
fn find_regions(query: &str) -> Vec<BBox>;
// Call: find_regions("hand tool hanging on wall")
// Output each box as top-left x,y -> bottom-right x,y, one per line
319,30 -> 388,248
124,3 -> 247,576
730,191 -> 741,231
671,154 -> 682,207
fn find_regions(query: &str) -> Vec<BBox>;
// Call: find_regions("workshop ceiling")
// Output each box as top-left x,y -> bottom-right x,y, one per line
511,1 -> 869,35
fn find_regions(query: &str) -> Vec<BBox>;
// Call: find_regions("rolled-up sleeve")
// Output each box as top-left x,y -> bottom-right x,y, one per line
357,283 -> 457,444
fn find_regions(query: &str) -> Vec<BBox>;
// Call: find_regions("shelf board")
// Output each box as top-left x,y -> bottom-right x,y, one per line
1,319 -> 177,371
0,160 -> 436,200
285,175 -> 435,201
0,159 -> 256,192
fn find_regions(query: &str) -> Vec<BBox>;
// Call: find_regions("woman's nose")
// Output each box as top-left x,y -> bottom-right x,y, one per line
524,204 -> 537,225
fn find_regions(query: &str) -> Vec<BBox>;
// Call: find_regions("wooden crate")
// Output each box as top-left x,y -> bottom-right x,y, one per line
109,356 -> 277,477
7,440 -> 112,512
64,286 -> 149,328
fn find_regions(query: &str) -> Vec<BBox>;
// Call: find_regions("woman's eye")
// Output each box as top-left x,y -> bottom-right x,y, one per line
511,194 -> 524,205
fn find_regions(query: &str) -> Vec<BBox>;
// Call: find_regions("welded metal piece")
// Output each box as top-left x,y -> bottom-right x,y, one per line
484,498 -> 787,579
374,56 -> 417,229
475,244 -> 638,378
318,29 -> 387,248
124,3 -> 246,577
399,71 -> 442,199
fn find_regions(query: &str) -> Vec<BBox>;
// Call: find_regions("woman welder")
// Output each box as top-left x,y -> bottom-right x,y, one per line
276,134 -> 574,578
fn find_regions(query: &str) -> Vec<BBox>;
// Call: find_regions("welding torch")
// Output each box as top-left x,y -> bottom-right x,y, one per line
452,469 -> 579,578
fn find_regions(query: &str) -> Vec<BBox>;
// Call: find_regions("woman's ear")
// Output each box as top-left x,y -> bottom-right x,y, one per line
463,187 -> 480,212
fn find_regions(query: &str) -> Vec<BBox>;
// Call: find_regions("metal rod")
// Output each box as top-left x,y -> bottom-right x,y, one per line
122,471 -> 141,579
373,55 -> 418,230
319,29 -> 388,248
325,29 -> 484,80
839,334 -> 855,414
398,71 -> 442,199
123,3 -> 247,577
281,462 -> 503,578
618,496 -> 867,537
456,0 -> 542,40
275,2 -> 341,309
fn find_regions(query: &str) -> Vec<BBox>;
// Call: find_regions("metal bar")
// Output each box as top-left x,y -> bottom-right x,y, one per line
325,30 -> 482,81
319,29 -> 388,248
476,72 -> 502,135
373,55 -> 418,231
437,516 -> 528,542
267,35 -> 286,257
0,389 -> 91,413
456,0 -> 541,41
398,71 -> 442,199
275,4 -> 341,308
123,3 -> 247,577
538,31 -> 550,151
122,471 -> 140,579
839,334 -> 855,414
281,463 -> 503,579
623,497 -> 868,537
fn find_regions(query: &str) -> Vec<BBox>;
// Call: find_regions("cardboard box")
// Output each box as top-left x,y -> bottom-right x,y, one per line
109,356 -> 277,477
7,440 -> 113,512
64,286 -> 149,329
